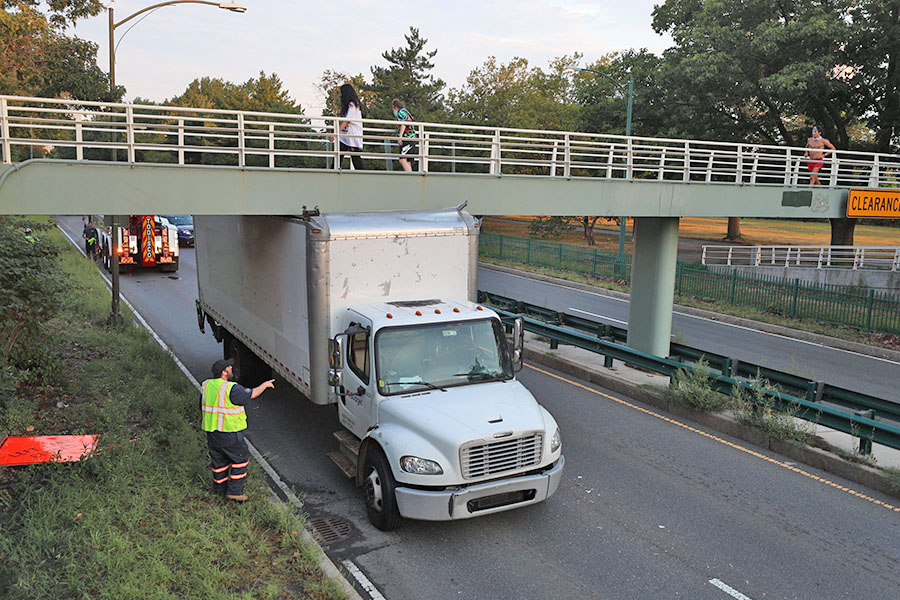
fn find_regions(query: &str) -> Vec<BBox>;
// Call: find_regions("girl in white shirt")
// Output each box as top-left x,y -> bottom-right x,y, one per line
337,83 -> 364,170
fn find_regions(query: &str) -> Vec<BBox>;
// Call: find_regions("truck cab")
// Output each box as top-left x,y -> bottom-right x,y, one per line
331,299 -> 564,530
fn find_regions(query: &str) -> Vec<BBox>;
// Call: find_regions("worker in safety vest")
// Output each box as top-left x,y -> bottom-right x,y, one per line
201,358 -> 274,501
24,228 -> 36,243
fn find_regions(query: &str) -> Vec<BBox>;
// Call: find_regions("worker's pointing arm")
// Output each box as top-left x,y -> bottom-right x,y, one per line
251,379 -> 275,399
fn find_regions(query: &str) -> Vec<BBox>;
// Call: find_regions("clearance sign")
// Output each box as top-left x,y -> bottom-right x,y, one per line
847,188 -> 900,218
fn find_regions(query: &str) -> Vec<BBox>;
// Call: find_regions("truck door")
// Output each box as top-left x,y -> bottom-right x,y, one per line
337,319 -> 375,439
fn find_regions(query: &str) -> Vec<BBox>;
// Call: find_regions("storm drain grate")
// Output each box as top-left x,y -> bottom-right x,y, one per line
308,516 -> 352,544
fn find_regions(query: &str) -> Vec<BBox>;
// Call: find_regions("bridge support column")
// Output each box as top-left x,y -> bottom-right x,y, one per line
626,217 -> 679,356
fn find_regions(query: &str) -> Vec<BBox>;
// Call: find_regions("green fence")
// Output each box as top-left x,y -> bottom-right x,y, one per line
479,232 -> 900,335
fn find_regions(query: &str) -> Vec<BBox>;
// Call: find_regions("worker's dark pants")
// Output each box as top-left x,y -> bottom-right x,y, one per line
208,439 -> 249,496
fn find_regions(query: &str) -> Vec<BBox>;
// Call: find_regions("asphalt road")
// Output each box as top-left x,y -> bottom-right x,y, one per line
56,216 -> 900,600
478,268 -> 900,401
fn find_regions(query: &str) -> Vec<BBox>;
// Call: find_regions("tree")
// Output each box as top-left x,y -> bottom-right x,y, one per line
0,2 -> 119,101
449,55 -> 579,130
168,71 -> 301,114
651,0 -> 876,245
164,72 -> 307,167
367,27 -> 446,121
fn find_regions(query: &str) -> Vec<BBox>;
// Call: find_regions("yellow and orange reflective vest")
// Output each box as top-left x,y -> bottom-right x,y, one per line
200,378 -> 247,433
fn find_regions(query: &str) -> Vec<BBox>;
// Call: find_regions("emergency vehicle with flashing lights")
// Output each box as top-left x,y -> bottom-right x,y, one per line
194,208 -> 564,531
98,215 -> 179,273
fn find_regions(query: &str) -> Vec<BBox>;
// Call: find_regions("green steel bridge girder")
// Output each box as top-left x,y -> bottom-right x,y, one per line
0,160 -> 849,218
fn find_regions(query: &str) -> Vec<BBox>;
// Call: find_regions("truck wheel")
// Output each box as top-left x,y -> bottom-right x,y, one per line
363,448 -> 401,531
161,257 -> 179,273
227,337 -> 270,388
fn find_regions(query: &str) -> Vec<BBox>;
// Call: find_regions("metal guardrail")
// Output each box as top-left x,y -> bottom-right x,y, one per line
702,245 -> 900,272
480,232 -> 900,334
3,94 -> 900,187
479,291 -> 900,454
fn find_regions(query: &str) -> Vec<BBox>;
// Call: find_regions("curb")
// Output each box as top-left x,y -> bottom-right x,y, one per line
482,262 -> 900,363
523,345 -> 900,501
54,220 -> 365,600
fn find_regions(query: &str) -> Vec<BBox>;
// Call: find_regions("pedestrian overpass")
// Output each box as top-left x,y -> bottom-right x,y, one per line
1,95 -> 896,356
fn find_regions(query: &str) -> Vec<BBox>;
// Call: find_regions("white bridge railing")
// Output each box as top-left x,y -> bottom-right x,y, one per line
2,94 -> 899,187
702,245 -> 900,272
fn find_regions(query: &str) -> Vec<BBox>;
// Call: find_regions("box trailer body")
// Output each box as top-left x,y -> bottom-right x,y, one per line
195,209 -> 563,529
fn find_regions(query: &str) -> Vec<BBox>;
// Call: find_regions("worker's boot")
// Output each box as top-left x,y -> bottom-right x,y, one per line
225,493 -> 249,502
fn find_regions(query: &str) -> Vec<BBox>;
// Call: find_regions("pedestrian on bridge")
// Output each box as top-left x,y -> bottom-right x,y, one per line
804,125 -> 835,185
201,358 -> 274,502
393,99 -> 417,172
331,83 -> 364,171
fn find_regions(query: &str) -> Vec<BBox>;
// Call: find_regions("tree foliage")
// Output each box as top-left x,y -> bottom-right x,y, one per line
167,71 -> 301,114
0,2 -> 118,100
449,55 -> 580,130
366,27 -> 446,121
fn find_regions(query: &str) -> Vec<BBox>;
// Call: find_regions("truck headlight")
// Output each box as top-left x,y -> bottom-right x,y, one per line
400,456 -> 443,475
550,428 -> 562,453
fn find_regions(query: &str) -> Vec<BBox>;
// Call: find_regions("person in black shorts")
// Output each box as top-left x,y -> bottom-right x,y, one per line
393,99 -> 417,172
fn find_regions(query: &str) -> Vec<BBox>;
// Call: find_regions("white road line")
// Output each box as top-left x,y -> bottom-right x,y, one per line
56,219 -> 366,600
489,269 -> 900,366
709,578 -> 754,600
567,307 -> 628,325
343,560 -> 387,600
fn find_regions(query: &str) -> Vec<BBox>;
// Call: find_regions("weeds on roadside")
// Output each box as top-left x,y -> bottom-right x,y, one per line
731,378 -> 814,443
666,360 -> 729,412
884,466 -> 900,493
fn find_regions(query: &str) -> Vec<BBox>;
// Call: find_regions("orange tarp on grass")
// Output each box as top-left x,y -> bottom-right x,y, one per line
0,435 -> 99,467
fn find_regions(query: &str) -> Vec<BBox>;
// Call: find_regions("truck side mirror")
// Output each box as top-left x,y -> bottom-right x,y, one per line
328,336 -> 345,387
512,317 -> 525,371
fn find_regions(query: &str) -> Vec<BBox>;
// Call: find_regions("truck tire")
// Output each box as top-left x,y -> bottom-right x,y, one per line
161,257 -> 179,273
363,448 -> 401,531
227,336 -> 270,388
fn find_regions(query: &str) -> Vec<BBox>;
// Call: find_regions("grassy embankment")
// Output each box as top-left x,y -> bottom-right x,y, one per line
481,217 -> 900,351
0,219 -> 346,600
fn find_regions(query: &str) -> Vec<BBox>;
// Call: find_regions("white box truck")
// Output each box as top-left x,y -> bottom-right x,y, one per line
194,208 -> 564,530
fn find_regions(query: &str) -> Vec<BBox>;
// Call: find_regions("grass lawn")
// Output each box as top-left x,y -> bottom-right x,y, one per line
483,216 -> 900,248
0,219 -> 347,600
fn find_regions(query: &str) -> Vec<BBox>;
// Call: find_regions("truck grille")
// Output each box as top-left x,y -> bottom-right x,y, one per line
461,433 -> 543,479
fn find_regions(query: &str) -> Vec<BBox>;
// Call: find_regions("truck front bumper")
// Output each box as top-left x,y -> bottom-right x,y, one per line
394,455 -> 564,521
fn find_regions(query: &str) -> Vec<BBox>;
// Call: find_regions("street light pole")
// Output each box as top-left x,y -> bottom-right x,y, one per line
566,65 -> 634,275
105,0 -> 246,325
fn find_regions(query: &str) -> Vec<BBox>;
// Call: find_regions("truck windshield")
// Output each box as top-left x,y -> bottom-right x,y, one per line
376,318 -> 514,396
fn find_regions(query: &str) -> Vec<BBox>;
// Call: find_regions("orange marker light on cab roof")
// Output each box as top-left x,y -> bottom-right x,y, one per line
415,310 -> 422,316
386,313 -> 393,319
476,305 -> 483,311
453,307 -> 460,313
435,309 -> 441,314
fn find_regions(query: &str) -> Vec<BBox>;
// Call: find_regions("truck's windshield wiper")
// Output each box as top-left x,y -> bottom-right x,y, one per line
382,380 -> 446,392
451,371 -> 504,381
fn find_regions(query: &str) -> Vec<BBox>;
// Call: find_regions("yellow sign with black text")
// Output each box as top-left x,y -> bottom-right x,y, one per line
847,188 -> 900,218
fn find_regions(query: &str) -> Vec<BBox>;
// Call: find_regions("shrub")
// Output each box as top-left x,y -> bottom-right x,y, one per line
667,360 -> 729,412
0,217 -> 67,382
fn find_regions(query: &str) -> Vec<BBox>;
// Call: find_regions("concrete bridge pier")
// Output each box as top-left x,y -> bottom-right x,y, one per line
626,217 -> 680,357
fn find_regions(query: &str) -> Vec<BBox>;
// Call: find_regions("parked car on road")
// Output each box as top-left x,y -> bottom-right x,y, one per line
162,215 -> 194,247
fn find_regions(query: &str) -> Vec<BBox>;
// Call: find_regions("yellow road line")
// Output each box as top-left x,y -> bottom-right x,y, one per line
526,363 -> 900,513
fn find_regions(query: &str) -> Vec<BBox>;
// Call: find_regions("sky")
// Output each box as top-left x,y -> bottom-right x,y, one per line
71,1 -> 672,115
